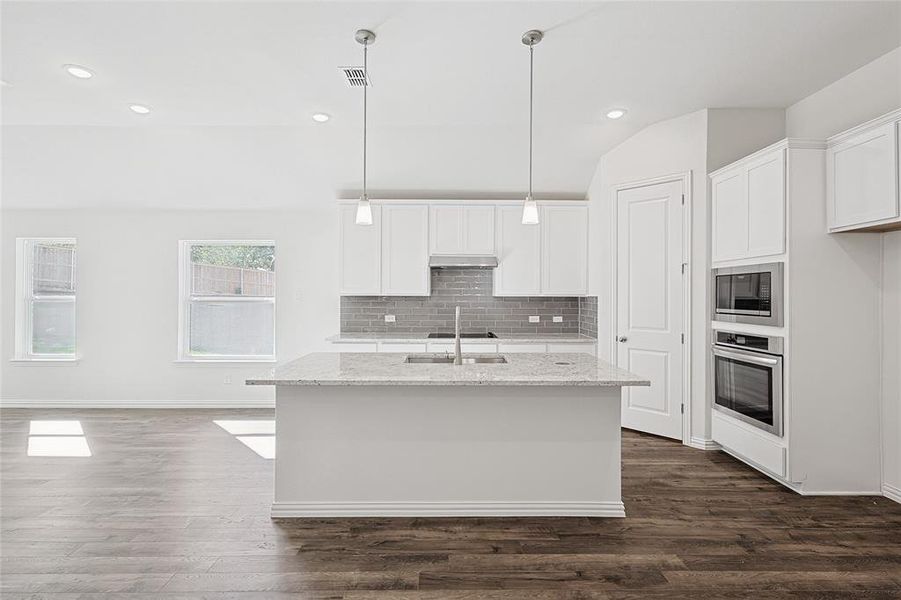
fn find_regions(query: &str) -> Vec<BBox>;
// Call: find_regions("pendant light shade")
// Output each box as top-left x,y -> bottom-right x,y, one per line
355,194 -> 373,225
521,29 -> 543,225
355,29 -> 376,226
521,194 -> 539,225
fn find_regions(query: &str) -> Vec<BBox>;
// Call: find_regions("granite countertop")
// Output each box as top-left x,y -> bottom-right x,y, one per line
327,333 -> 598,344
246,352 -> 649,387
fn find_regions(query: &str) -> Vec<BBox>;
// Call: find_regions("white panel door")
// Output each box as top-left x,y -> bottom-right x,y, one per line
541,204 -> 589,295
339,203 -> 381,295
494,205 -> 540,296
827,121 -> 899,230
746,149 -> 786,258
616,180 -> 684,440
429,205 -> 463,255
382,204 -> 430,296
462,205 -> 496,254
711,170 -> 748,262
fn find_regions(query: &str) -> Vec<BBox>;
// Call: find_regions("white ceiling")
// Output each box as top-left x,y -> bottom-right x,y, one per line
2,1 -> 900,209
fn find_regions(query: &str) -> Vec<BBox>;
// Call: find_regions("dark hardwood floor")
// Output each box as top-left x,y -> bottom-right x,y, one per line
2,408 -> 900,598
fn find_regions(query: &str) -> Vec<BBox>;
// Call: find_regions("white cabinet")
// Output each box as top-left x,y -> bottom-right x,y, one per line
711,147 -> 785,263
541,204 -> 589,295
429,204 -> 495,255
382,204 -> 430,296
547,342 -> 596,356
339,203 -> 381,295
494,205 -> 541,296
827,117 -> 901,232
426,342 -> 498,353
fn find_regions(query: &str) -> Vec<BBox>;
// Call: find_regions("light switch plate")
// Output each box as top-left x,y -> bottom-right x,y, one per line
553,316 -> 563,323
384,315 -> 396,323
529,315 -> 540,323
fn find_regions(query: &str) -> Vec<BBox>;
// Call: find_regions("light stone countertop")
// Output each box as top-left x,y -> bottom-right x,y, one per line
327,333 -> 598,344
246,352 -> 649,387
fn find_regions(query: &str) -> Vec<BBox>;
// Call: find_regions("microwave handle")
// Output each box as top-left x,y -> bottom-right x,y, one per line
712,346 -> 780,367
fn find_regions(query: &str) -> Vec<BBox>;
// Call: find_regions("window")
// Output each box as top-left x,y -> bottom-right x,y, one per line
15,238 -> 77,360
178,241 -> 276,361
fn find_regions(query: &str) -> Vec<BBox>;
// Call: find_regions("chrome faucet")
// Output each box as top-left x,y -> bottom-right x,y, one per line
454,305 -> 462,365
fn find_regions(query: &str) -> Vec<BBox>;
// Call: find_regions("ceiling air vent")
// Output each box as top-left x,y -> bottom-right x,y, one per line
340,66 -> 371,87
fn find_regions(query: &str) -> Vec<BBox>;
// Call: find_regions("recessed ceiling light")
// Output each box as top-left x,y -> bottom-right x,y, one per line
63,64 -> 94,79
129,104 -> 151,115
606,108 -> 627,120
312,112 -> 331,123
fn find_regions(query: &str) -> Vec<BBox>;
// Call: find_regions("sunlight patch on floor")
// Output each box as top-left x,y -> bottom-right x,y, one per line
27,420 -> 91,457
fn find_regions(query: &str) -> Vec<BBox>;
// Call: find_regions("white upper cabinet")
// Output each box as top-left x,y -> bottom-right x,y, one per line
711,146 -> 785,263
827,114 -> 901,232
339,203 -> 381,295
541,204 -> 589,295
382,204 -> 430,296
429,204 -> 495,255
494,205 -> 541,296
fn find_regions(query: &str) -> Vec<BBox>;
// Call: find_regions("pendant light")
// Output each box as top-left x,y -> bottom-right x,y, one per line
521,29 -> 543,225
355,29 -> 376,225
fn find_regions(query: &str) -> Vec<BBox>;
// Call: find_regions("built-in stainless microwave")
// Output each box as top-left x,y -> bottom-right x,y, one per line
713,330 -> 784,436
712,262 -> 783,327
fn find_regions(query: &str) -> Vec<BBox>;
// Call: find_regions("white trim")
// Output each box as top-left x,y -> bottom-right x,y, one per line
172,359 -> 277,365
610,171 -> 693,447
709,138 -> 826,178
9,358 -> 80,366
270,500 -> 626,518
689,436 -> 720,450
826,107 -> 901,146
0,398 -> 274,409
883,483 -> 901,504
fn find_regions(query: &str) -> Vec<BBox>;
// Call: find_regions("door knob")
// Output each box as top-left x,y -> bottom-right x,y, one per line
617,336 -> 628,343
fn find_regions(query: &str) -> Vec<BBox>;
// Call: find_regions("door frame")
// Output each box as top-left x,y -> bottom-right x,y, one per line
610,171 -> 693,446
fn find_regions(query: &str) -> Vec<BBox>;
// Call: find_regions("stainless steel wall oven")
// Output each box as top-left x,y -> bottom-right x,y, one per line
712,330 -> 784,436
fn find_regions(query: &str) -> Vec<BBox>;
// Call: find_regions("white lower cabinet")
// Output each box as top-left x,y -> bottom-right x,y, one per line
712,412 -> 786,478
426,342 -> 498,354
329,343 -> 379,352
497,343 -> 547,353
379,343 -> 428,353
547,343 -> 596,356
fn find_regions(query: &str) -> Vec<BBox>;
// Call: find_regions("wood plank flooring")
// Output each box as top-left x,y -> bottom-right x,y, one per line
2,408 -> 900,598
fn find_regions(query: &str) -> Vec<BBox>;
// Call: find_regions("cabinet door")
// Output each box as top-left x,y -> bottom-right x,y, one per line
429,205 -> 463,255
747,149 -> 785,258
828,121 -> 899,230
339,203 -> 381,295
382,204 -> 430,296
541,204 -> 588,295
711,170 -> 749,262
462,205 -> 496,254
494,205 -> 540,296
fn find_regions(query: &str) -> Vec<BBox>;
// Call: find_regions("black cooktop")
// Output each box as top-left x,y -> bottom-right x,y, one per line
427,332 -> 498,339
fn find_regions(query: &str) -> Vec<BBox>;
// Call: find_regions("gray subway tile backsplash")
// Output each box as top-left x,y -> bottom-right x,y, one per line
341,268 -> 598,338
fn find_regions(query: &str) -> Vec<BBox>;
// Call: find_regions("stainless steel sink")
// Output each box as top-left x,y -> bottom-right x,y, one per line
405,354 -> 508,365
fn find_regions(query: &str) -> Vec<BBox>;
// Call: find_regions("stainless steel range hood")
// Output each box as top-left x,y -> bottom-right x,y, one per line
429,255 -> 498,269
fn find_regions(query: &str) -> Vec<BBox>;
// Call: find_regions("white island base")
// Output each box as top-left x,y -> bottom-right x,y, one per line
272,384 -> 625,518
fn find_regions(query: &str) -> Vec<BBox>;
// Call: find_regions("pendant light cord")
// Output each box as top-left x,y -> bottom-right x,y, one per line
363,41 -> 368,198
528,42 -> 533,198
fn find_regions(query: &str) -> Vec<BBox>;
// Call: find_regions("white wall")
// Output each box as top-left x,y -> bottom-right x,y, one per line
1,209 -> 338,406
785,44 -> 901,499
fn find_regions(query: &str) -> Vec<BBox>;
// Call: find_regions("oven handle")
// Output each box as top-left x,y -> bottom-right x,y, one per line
712,345 -> 781,367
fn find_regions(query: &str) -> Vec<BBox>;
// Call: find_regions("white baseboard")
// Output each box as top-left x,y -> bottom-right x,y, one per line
271,500 -> 626,518
883,483 -> 901,504
0,398 -> 274,409
688,436 -> 720,450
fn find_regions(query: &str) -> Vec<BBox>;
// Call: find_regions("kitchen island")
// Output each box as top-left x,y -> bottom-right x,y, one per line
247,352 -> 649,518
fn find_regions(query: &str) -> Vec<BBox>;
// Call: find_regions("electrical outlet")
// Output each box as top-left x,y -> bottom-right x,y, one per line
384,314 -> 396,323
223,375 -> 232,385
553,316 -> 563,323
529,315 -> 540,323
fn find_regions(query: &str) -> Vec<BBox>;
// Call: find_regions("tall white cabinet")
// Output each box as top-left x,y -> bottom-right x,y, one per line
339,203 -> 381,295
709,138 -> 884,496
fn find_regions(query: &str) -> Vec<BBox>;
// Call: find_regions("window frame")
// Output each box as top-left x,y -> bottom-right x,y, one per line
14,237 -> 78,362
176,240 -> 277,363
